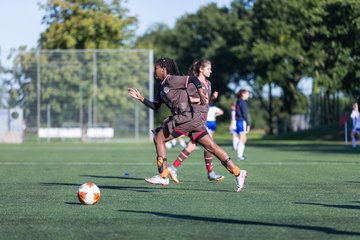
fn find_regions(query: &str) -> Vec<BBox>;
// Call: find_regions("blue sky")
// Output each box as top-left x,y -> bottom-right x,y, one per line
0,0 -> 232,50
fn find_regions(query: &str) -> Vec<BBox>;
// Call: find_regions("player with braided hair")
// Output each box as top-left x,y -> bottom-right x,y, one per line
128,58 -> 248,192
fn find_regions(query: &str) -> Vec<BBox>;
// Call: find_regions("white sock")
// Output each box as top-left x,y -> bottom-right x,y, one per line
233,137 -> 239,150
171,139 -> 177,146
237,142 -> 245,158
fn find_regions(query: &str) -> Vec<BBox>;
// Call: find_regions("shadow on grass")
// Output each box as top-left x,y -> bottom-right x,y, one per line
64,202 -> 83,205
80,175 -> 144,181
41,182 -> 154,193
294,202 -> 360,210
40,182 -> 231,193
346,181 -> 360,184
118,209 -> 360,236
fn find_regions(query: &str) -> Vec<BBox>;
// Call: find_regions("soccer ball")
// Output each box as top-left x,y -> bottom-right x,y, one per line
77,182 -> 101,205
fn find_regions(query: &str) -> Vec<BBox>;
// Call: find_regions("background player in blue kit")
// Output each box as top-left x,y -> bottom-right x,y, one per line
351,102 -> 360,148
235,89 -> 250,160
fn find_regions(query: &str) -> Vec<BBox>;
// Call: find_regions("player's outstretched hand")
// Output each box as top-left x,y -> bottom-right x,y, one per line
128,88 -> 144,102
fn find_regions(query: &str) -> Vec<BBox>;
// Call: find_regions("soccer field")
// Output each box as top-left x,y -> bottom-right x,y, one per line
0,140 -> 359,240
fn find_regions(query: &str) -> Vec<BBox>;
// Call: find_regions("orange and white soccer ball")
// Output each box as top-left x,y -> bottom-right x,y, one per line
77,183 -> 101,205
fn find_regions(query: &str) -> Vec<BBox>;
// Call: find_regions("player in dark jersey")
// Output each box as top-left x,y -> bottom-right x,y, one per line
235,89 -> 250,160
167,59 -> 225,183
128,58 -> 247,192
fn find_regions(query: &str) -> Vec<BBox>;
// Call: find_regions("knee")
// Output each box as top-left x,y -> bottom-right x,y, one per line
186,142 -> 196,152
203,142 -> 216,153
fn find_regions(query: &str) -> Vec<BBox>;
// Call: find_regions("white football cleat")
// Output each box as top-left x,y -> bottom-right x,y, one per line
235,170 -> 248,192
237,156 -> 247,161
167,166 -> 180,183
145,175 -> 169,186
208,171 -> 225,181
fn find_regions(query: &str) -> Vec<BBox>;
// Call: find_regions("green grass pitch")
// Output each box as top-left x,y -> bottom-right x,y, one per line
0,140 -> 359,240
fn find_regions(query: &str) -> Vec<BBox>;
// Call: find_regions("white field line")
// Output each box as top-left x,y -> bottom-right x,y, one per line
0,146 -> 154,151
0,161 -> 359,166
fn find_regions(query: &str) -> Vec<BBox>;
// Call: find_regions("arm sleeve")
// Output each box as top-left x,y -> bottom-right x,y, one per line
235,100 -> 241,120
142,89 -> 162,111
142,98 -> 162,111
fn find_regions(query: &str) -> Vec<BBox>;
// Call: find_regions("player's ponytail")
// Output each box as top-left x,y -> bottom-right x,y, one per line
188,59 -> 211,77
170,59 -> 181,75
155,58 -> 180,76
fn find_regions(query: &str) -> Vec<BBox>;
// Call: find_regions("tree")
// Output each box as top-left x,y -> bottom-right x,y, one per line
314,0 -> 360,96
11,1 -> 153,139
135,0 -> 359,134
169,3 -> 253,94
39,0 -> 137,49
245,0 -> 326,132
135,3 -> 252,124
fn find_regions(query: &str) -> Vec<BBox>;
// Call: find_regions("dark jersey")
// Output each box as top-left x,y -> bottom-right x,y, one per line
188,78 -> 211,113
142,75 -> 209,141
156,75 -> 192,115
235,98 -> 249,125
143,75 -> 201,116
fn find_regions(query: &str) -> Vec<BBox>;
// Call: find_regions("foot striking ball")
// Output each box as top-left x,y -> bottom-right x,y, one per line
77,182 -> 101,205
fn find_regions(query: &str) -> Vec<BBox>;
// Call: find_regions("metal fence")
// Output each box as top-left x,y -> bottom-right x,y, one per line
0,48 -> 154,142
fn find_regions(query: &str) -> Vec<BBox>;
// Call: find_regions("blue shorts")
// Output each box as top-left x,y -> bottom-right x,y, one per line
353,128 -> 360,133
206,121 -> 216,134
235,120 -> 247,134
230,128 -> 237,134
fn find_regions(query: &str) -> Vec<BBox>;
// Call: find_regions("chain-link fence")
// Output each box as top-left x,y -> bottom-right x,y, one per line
0,48 -> 154,142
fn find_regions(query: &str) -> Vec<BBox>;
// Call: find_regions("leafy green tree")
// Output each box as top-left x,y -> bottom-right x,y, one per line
39,0 -> 137,49
169,3 -> 252,94
10,1 -> 153,139
314,0 -> 360,96
247,0 -> 325,132
136,2 -> 253,124
136,23 -> 177,59
136,0 -> 359,134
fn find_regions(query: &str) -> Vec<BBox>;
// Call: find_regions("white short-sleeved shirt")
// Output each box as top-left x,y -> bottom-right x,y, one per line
207,106 -> 222,122
351,110 -> 360,130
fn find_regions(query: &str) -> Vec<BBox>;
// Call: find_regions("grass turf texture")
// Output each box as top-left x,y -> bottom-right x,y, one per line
0,141 -> 359,240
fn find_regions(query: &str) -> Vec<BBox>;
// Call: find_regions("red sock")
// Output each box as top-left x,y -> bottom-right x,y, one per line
173,149 -> 190,168
204,151 -> 213,172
